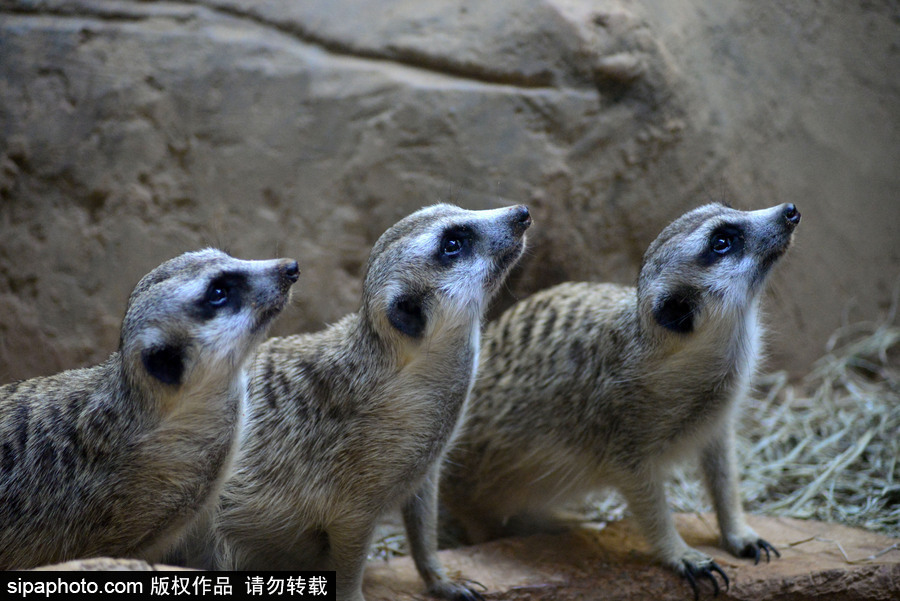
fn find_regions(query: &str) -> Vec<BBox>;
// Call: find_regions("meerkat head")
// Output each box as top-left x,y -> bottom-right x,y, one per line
362,204 -> 531,344
637,203 -> 800,336
119,249 -> 299,399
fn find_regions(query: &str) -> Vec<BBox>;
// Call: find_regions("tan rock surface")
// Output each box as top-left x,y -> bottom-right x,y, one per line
364,515 -> 900,600
1,1 -> 898,383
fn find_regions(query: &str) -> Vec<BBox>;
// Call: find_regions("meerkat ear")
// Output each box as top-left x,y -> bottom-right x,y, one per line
142,344 -> 186,385
654,290 -> 697,334
388,294 -> 427,339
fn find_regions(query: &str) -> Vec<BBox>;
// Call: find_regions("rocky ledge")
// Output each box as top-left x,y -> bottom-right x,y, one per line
364,514 -> 900,601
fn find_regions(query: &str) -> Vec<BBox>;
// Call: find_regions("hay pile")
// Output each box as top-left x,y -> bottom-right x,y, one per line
660,310 -> 900,538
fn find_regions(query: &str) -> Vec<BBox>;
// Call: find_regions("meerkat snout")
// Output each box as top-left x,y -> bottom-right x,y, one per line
782,203 -> 801,226
511,205 -> 532,232
496,204 -> 531,267
282,260 -> 301,279
250,259 -> 299,327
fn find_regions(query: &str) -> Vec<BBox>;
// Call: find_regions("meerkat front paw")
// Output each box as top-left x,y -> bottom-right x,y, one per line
674,549 -> 729,600
723,531 -> 781,565
426,579 -> 485,601
733,536 -> 780,565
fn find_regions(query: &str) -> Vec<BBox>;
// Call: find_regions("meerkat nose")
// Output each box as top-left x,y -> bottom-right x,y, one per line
511,205 -> 532,233
783,203 -> 801,227
281,260 -> 300,282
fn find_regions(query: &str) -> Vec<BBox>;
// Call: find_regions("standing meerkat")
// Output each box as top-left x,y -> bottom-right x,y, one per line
191,204 -> 531,601
441,202 -> 801,597
0,249 -> 299,569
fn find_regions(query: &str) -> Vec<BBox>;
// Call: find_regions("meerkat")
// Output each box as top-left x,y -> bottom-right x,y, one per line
0,249 -> 299,569
441,202 -> 801,597
185,204 -> 531,601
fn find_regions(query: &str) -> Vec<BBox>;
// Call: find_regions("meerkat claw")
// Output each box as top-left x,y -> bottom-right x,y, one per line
742,537 -> 780,565
682,559 -> 729,599
709,562 -> 730,593
456,589 -> 485,601
458,578 -> 488,601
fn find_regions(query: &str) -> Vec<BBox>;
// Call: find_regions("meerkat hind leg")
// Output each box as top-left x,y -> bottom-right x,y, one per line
618,474 -> 729,599
325,520 -> 377,601
403,467 -> 485,601
700,424 -> 780,564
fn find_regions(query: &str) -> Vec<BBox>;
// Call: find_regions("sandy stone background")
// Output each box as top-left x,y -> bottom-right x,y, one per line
1,0 -> 898,382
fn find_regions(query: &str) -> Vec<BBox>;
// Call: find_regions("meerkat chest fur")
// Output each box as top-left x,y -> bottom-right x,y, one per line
472,282 -> 761,466
396,304 -> 483,448
237,306 -> 481,496
637,299 -> 763,459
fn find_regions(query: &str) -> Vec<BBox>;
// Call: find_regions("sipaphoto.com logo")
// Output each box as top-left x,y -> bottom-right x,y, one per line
7,577 -> 141,598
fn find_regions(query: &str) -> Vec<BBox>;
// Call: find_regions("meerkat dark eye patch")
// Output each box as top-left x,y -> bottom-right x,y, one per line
437,226 -> 473,266
388,294 -> 427,338
142,344 -> 186,386
195,272 -> 247,319
701,224 -> 744,264
654,290 -> 697,334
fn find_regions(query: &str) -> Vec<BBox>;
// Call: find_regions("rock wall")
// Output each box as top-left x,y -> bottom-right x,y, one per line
1,0 -> 898,381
